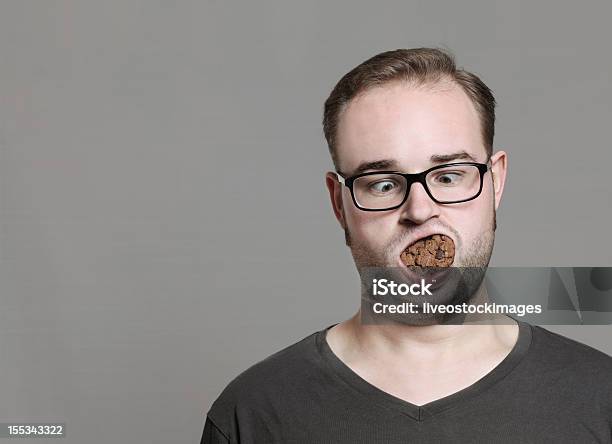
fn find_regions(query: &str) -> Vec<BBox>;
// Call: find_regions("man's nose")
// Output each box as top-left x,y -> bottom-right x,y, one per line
399,182 -> 440,224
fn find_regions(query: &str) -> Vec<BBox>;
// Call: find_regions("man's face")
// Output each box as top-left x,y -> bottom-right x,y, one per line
326,81 -> 507,276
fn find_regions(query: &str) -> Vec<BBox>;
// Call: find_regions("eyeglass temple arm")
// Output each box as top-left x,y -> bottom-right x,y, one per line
334,172 -> 346,185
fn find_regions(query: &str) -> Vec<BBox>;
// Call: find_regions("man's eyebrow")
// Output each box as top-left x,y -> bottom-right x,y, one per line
430,151 -> 478,164
347,159 -> 399,176
341,152 -> 480,176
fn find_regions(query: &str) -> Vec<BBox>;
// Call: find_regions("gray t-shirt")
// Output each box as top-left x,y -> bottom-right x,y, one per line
202,321 -> 612,443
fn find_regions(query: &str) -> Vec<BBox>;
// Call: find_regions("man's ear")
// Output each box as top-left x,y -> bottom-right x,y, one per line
325,172 -> 347,230
489,150 -> 508,210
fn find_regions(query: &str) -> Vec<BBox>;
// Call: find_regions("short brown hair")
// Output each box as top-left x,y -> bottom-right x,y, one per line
322,48 -> 496,169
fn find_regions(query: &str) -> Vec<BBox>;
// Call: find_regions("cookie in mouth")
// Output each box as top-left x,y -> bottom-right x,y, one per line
400,234 -> 455,267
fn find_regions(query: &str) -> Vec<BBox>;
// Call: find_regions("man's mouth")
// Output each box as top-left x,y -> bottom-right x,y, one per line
400,234 -> 455,268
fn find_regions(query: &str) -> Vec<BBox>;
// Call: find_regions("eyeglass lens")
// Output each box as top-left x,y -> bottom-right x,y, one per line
352,164 -> 482,209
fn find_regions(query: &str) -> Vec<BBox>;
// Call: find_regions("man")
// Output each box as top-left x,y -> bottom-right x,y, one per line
202,48 -> 612,443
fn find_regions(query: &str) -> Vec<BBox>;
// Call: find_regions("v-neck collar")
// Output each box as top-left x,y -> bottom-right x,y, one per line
315,319 -> 532,421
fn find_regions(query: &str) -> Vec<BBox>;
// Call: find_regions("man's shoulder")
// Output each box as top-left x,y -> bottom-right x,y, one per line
531,324 -> 612,361
528,324 -> 612,381
207,327 -> 327,425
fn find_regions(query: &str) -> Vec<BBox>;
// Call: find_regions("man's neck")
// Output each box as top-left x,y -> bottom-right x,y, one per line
331,313 -> 517,368
325,287 -> 520,405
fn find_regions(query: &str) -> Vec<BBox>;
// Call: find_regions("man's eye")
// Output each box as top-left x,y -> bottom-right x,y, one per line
434,172 -> 463,185
369,180 -> 398,193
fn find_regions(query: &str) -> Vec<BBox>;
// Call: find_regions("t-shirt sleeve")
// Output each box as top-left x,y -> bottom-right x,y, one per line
201,415 -> 230,444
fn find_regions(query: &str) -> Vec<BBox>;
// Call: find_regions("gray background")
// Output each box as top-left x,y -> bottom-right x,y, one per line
1,1 -> 610,443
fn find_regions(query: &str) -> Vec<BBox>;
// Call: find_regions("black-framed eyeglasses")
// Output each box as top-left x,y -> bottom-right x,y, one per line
335,161 -> 490,211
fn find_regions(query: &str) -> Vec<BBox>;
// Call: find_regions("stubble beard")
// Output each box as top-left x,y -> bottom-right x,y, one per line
345,210 -> 496,270
345,210 -> 497,325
